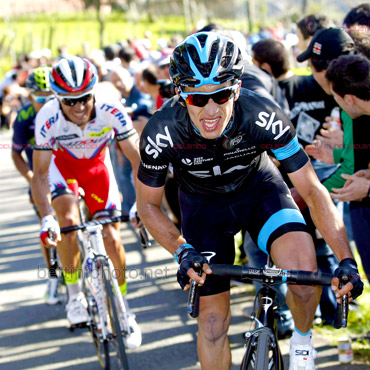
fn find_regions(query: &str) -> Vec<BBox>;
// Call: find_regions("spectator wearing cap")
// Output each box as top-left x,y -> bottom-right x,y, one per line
325,54 -> 370,284
296,14 -> 334,54
156,49 -> 173,80
298,28 -> 358,195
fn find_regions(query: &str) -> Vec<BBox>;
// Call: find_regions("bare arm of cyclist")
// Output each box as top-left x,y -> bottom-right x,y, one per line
137,181 -> 210,287
117,133 -> 140,189
11,150 -> 33,183
117,132 -> 142,227
287,161 -> 357,299
31,149 -> 59,247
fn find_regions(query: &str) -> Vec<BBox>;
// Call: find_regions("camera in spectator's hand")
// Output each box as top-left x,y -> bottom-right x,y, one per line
158,80 -> 176,99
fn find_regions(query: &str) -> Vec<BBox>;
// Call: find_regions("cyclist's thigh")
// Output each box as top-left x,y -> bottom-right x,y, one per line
179,191 -> 236,296
52,194 -> 80,227
236,172 -> 308,256
49,155 -> 80,226
81,154 -> 121,216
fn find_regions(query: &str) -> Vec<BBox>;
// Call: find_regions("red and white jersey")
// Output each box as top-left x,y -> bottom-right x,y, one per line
34,96 -> 136,162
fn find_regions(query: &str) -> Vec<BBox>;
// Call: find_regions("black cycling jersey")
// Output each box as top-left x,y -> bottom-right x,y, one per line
138,87 -> 309,195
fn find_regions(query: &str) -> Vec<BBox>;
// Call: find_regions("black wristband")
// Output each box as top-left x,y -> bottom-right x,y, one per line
339,257 -> 357,267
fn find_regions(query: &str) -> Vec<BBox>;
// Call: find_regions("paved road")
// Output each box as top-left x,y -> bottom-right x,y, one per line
0,129 -> 367,370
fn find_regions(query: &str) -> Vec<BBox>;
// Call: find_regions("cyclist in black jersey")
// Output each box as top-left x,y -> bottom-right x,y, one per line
136,32 -> 363,370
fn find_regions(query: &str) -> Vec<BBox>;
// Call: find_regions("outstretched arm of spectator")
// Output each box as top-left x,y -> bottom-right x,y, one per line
315,123 -> 344,148
331,171 -> 370,201
305,140 -> 334,164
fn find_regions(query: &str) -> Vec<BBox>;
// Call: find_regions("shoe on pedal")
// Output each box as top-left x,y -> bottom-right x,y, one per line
45,277 -> 60,305
66,292 -> 89,326
124,311 -> 142,349
289,340 -> 317,370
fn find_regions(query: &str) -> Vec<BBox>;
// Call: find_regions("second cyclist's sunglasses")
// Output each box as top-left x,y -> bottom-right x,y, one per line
179,84 -> 239,107
57,91 -> 94,106
31,94 -> 54,104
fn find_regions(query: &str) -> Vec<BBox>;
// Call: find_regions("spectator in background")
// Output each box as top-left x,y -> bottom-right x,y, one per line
325,54 -> 370,284
343,3 -> 370,60
300,29 -> 356,192
103,44 -> 121,71
156,51 -> 172,80
296,14 -> 334,53
118,45 -> 140,75
0,62 -> 29,129
343,3 -> 370,31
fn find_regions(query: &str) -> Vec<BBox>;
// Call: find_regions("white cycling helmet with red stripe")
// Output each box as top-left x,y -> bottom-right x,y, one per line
50,56 -> 98,94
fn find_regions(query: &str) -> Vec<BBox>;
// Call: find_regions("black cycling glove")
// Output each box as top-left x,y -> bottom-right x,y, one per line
177,249 -> 208,290
334,258 -> 364,300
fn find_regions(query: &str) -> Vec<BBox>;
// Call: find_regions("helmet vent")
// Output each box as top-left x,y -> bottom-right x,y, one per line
220,42 -> 235,68
196,34 -> 208,48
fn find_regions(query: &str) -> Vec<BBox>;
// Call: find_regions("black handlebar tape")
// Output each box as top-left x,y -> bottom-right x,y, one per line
210,264 -> 245,279
288,270 -> 333,286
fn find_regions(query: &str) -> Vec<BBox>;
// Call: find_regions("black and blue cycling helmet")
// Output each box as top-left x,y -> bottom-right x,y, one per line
169,32 -> 244,88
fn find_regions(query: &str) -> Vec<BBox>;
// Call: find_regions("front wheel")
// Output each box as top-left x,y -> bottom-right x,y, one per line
241,330 -> 282,370
83,266 -> 110,369
101,259 -> 129,370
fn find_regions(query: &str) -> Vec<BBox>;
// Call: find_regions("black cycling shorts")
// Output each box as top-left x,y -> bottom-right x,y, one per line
179,167 -> 308,296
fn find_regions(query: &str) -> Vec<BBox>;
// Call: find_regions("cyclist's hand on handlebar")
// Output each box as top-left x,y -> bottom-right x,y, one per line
177,249 -> 211,291
332,258 -> 364,303
129,202 -> 143,228
40,215 -> 61,247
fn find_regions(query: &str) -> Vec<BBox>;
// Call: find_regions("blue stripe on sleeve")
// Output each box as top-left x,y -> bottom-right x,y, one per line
271,136 -> 301,161
257,208 -> 306,254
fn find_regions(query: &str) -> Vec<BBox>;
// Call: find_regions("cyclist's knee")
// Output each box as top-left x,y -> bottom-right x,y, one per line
103,224 -> 122,248
289,284 -> 320,302
198,308 -> 230,343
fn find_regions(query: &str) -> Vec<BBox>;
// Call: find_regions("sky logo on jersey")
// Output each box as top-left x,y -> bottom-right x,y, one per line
145,126 -> 173,159
100,104 -> 127,126
255,111 -> 290,140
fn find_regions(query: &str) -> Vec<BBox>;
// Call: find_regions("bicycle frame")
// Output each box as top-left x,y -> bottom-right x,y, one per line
80,224 -> 131,339
187,258 -> 348,370
242,284 -> 284,369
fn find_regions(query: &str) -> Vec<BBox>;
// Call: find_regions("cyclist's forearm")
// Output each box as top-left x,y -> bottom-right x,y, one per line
139,203 -> 186,255
31,175 -> 52,218
11,151 -> 33,183
306,186 -> 353,261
